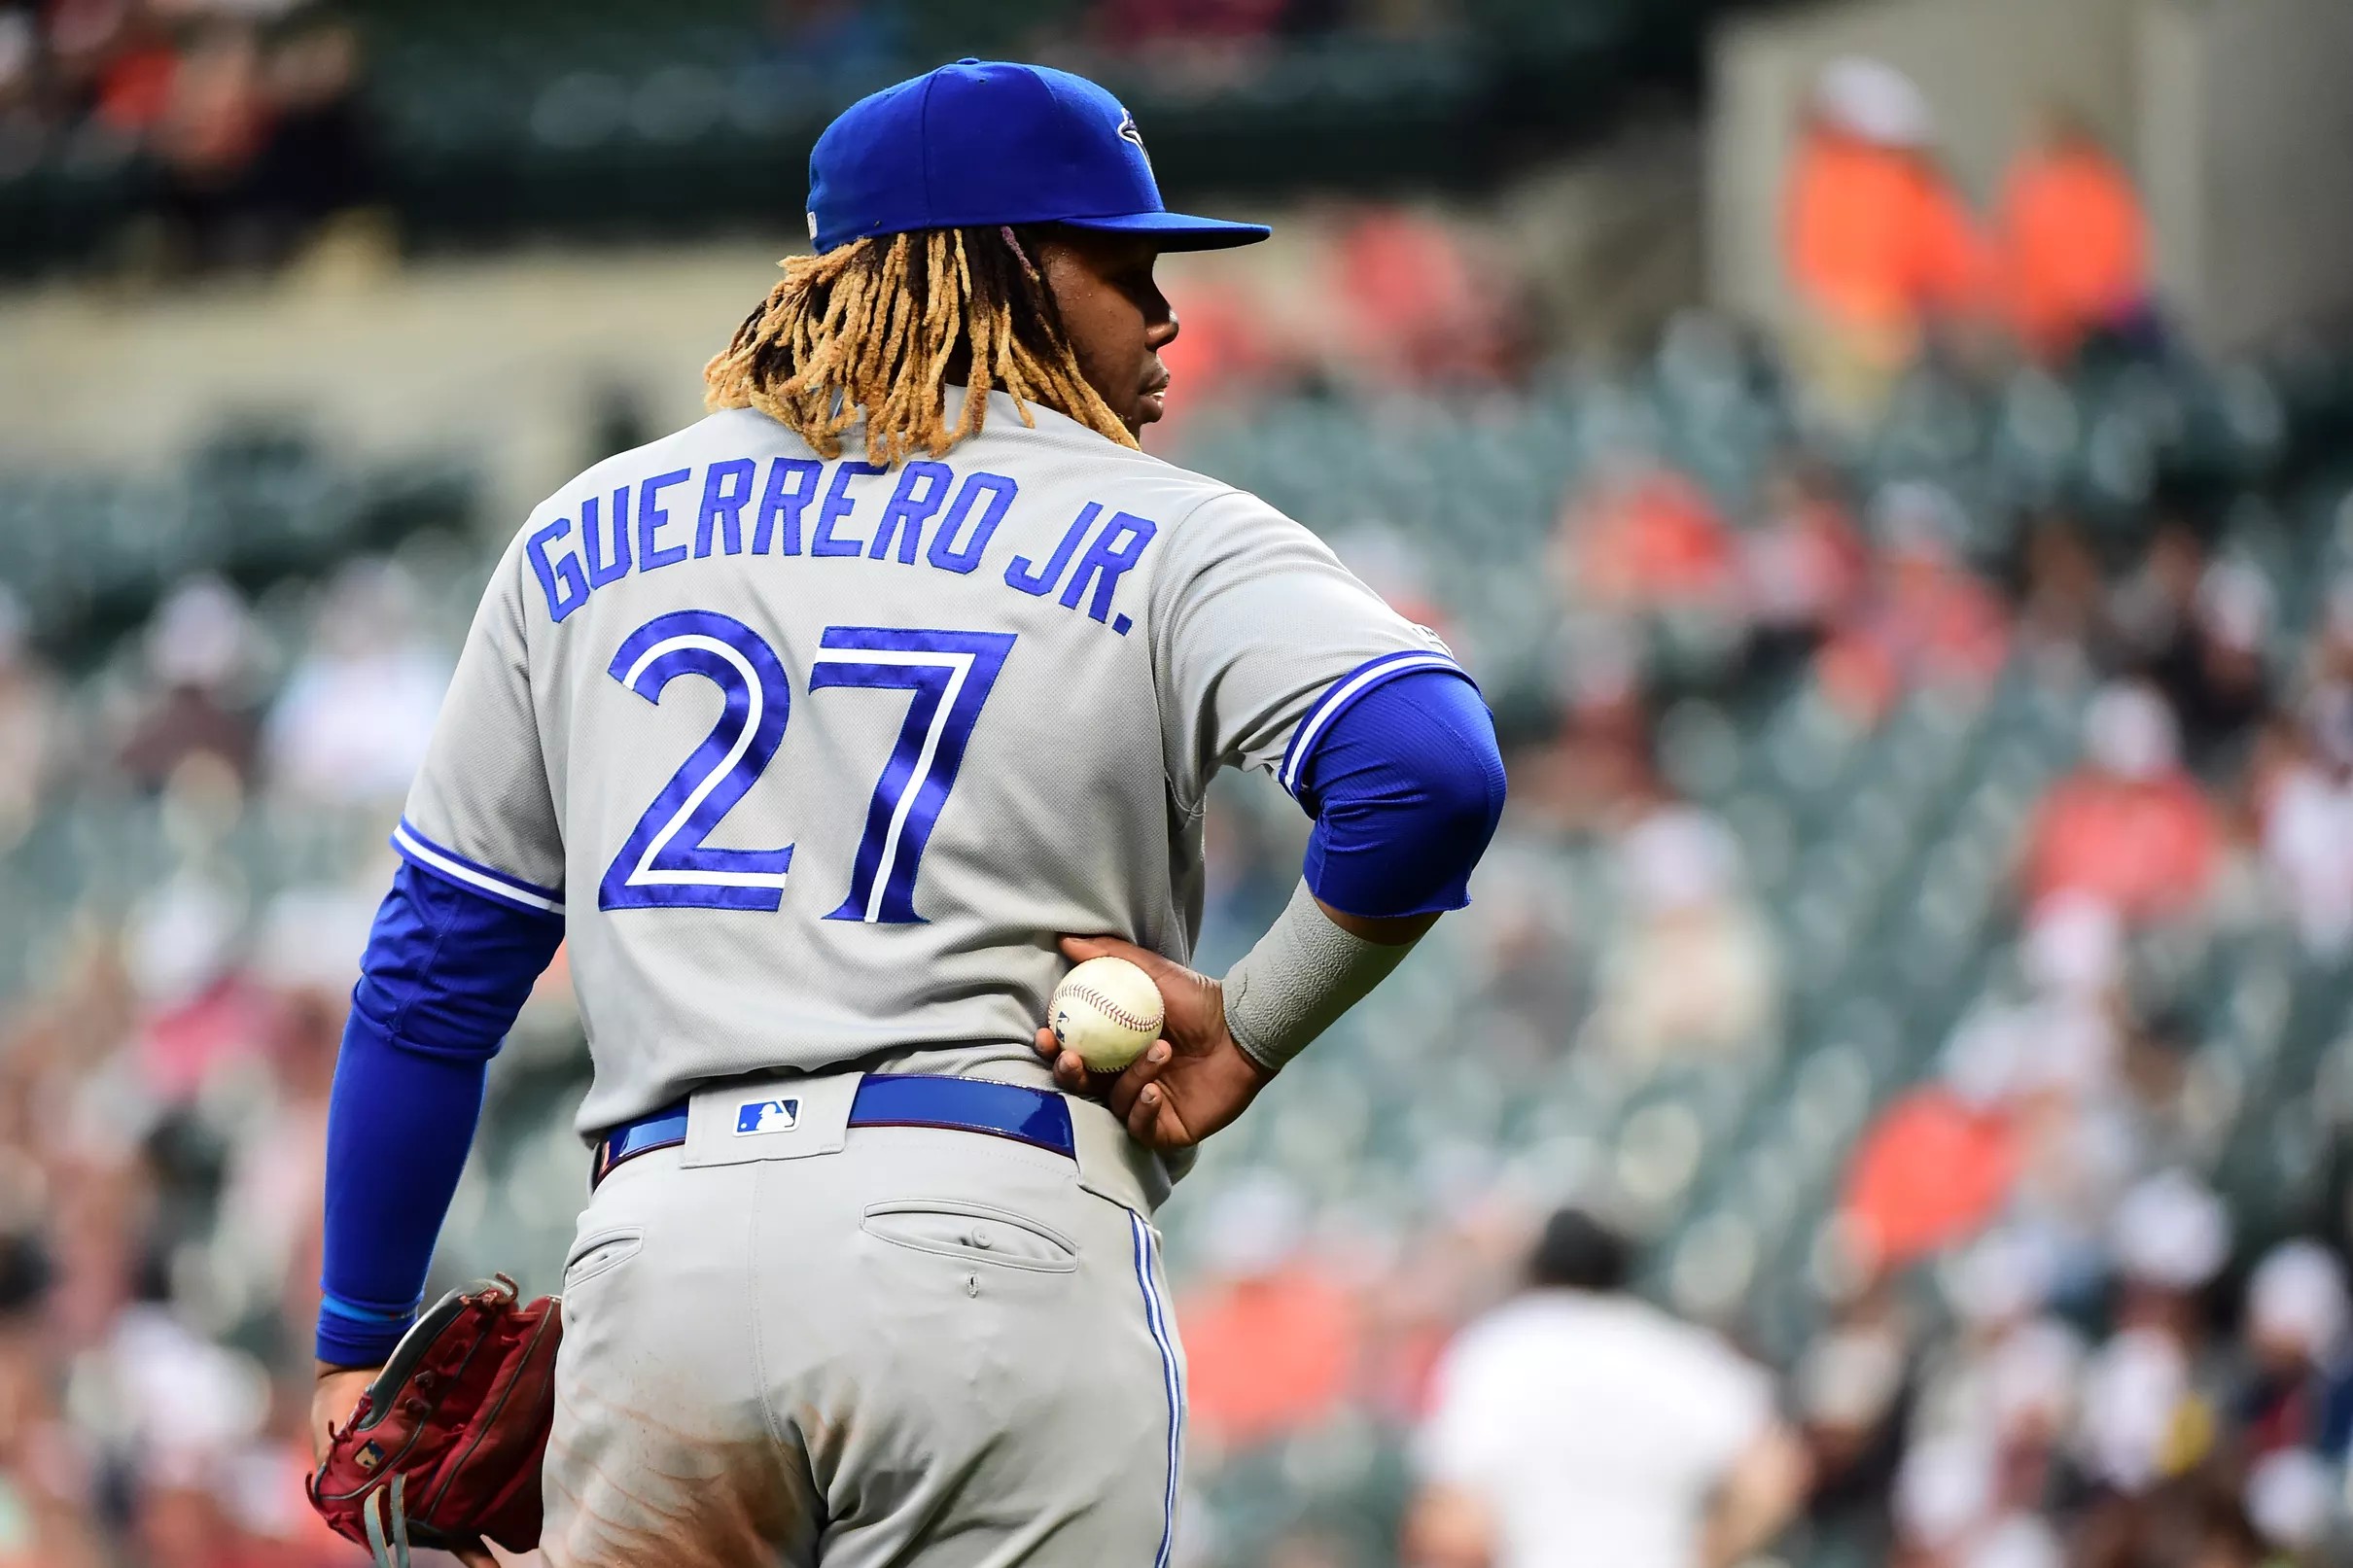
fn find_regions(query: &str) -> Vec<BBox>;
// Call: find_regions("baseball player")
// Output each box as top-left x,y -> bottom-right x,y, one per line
310,58 -> 1505,1566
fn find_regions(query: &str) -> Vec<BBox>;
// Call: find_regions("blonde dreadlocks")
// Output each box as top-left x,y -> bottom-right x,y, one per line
703,226 -> 1138,469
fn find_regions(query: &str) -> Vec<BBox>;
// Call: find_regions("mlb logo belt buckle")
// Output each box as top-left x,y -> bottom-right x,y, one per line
734,1098 -> 802,1135
592,1074 -> 1077,1189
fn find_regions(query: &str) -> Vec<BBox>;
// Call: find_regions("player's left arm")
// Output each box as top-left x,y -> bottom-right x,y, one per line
312,867 -> 559,1408
1043,667 -> 1504,1145
311,529 -> 568,1477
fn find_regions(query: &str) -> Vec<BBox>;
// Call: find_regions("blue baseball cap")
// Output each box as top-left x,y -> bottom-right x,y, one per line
806,59 -> 1271,255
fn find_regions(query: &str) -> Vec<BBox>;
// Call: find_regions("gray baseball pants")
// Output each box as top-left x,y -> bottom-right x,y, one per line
537,1071 -> 1186,1567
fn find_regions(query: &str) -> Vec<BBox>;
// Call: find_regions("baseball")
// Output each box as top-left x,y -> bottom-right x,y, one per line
1050,957 -> 1166,1072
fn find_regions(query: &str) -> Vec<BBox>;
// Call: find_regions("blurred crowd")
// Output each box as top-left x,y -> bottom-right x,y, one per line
1785,57 -> 2154,425
1138,77 -> 2353,1556
1771,510 -> 2353,1566
0,562 -> 451,1566
1165,414 -> 2353,1564
0,0 -> 1483,280
6,345 -> 2353,1568
1156,201 -> 1527,417
769,0 -> 1455,75
0,68 -> 2350,1564
0,0 -> 372,269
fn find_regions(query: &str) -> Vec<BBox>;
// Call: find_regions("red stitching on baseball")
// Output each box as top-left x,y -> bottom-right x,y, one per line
1062,984 -> 1158,1033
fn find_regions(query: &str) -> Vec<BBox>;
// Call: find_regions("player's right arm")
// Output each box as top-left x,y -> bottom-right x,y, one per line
1040,490 -> 1506,1147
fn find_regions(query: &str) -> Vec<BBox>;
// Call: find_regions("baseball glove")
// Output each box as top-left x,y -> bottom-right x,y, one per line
307,1275 -> 563,1568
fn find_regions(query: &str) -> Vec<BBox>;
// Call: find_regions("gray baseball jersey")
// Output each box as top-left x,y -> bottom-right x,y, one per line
397,391 -> 1457,1137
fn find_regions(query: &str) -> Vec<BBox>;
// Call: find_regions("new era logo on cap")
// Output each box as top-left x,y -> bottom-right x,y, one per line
735,1098 -> 801,1135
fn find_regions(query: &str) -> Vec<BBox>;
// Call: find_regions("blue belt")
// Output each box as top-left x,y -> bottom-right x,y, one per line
592,1073 -> 1076,1189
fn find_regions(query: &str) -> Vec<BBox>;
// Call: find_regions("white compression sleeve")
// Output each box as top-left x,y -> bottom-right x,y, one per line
1221,879 -> 1419,1074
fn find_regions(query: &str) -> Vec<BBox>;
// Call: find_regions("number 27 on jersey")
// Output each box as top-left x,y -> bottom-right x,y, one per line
599,610 -> 1014,924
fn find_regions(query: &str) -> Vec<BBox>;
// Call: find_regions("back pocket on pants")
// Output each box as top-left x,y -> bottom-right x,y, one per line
563,1229 -> 644,1293
860,1200 -> 1078,1273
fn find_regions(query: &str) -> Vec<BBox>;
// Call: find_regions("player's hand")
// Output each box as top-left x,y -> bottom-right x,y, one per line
310,1363 -> 378,1469
1033,935 -> 1272,1151
311,1363 -> 499,1568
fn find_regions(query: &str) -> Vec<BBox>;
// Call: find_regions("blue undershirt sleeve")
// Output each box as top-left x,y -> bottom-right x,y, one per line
316,859 -> 563,1367
1293,666 -> 1507,920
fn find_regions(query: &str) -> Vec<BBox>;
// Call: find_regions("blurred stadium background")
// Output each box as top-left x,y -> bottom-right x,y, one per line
9,0 -> 2353,1565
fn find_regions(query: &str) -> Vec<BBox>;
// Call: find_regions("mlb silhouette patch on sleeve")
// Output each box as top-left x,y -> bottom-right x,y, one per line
735,1098 -> 801,1134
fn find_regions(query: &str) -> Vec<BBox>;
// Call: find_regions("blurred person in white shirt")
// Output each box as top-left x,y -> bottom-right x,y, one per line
261,558 -> 450,807
2258,619 -> 2353,956
1886,1230 -> 2085,1566
2242,1446 -> 2335,1566
2067,1171 -> 2231,1508
114,575 -> 261,792
1592,805 -> 1780,1063
1406,1208 -> 1809,1568
1891,1437 -> 2064,1568
2261,731 -> 2353,956
1913,1230 -> 2082,1446
1790,1279 -> 1911,1558
2235,1240 -> 2353,1463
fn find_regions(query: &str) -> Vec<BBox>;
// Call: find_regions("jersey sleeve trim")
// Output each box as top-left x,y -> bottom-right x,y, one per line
1277,650 -> 1475,796
391,819 -> 564,917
